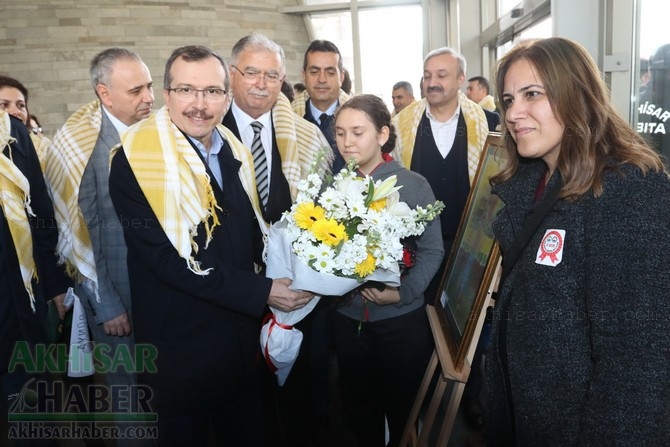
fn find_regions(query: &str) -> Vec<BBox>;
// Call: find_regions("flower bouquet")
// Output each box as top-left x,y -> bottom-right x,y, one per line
261,159 -> 443,385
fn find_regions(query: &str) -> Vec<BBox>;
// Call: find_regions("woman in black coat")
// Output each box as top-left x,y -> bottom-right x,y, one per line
0,112 -> 71,416
487,37 -> 670,446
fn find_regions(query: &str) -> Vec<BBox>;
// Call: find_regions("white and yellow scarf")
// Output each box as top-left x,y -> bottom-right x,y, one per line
0,110 -> 37,310
30,133 -> 51,173
274,92 -> 332,198
479,95 -> 497,113
392,91 -> 489,184
290,88 -> 351,122
44,100 -> 102,296
114,106 -> 266,274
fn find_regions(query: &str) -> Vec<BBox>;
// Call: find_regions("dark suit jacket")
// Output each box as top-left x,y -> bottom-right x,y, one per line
0,115 -> 71,373
302,100 -> 346,173
222,110 -> 292,223
109,134 -> 272,416
484,109 -> 500,132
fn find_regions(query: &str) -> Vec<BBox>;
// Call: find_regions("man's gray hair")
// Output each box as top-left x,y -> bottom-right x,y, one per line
424,47 -> 467,76
392,81 -> 414,95
89,48 -> 142,91
230,33 -> 286,73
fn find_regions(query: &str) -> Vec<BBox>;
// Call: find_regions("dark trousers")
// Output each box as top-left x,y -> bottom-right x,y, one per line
157,401 -> 264,447
264,299 -> 332,447
332,307 -> 433,447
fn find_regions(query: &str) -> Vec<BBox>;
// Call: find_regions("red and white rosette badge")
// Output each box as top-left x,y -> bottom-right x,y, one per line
535,229 -> 565,266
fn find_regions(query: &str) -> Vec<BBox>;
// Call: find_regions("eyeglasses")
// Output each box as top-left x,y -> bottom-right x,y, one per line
166,87 -> 227,101
31,127 -> 42,135
230,65 -> 283,84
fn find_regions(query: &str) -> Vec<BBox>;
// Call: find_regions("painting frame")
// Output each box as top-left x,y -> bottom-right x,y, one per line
432,132 -> 506,371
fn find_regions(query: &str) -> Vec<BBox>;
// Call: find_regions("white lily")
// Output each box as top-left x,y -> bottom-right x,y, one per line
370,175 -> 402,202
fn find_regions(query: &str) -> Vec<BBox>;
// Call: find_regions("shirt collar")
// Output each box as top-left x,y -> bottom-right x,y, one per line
101,106 -> 129,133
187,127 -> 223,156
308,99 -> 338,121
231,101 -> 273,133
426,97 -> 461,124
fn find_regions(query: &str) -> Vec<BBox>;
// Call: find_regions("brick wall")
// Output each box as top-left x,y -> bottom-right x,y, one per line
0,0 -> 310,135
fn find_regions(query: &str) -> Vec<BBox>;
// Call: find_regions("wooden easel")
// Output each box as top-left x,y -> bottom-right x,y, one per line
400,261 -> 501,447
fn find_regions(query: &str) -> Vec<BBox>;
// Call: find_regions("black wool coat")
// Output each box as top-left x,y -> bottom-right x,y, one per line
0,115 -> 71,373
487,159 -> 670,446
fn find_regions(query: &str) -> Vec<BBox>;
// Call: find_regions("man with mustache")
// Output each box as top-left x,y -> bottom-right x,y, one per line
222,33 -> 331,446
223,33 -> 329,224
392,46 -> 492,437
45,49 -> 154,446
108,45 -> 313,445
393,47 -> 490,299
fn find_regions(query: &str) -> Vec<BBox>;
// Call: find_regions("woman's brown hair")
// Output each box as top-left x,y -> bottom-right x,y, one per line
492,37 -> 666,199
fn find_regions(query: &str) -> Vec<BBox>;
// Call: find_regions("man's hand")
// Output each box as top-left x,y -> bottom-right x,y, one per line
360,285 -> 400,306
103,312 -> 132,337
51,293 -> 71,320
267,278 -> 314,312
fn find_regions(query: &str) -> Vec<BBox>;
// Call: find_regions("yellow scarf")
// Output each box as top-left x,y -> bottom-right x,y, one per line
479,95 -> 497,112
0,110 -> 37,310
114,106 -> 266,274
290,88 -> 351,121
44,100 -> 101,295
30,132 -> 51,173
392,91 -> 489,184
274,92 -> 332,198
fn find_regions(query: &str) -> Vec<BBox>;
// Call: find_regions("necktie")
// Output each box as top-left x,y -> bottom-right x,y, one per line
250,121 -> 269,210
319,113 -> 332,135
319,113 -> 345,173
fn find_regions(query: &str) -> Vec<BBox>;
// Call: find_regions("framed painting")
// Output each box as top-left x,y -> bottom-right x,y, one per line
432,132 -> 507,371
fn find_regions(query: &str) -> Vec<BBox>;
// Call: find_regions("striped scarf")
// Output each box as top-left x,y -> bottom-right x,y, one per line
290,88 -> 351,121
392,91 -> 489,184
0,110 -> 37,310
31,132 -> 51,173
44,100 -> 102,297
479,95 -> 497,112
114,106 -> 266,274
274,92 -> 332,198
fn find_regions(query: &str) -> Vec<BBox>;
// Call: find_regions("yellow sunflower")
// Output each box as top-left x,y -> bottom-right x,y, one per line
354,252 -> 376,277
294,202 -> 326,230
311,218 -> 348,246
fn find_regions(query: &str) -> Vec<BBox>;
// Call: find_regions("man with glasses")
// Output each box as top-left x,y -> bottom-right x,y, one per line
108,45 -> 313,445
292,39 -> 351,174
223,33 -> 332,446
223,33 -> 329,225
45,48 -> 154,446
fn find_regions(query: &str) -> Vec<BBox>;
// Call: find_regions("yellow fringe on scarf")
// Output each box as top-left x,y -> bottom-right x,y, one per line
114,106 -> 266,274
392,91 -> 489,184
0,110 -> 37,311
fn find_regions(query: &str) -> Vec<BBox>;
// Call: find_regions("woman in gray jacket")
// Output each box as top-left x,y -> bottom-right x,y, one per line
488,37 -> 670,446
331,94 -> 444,447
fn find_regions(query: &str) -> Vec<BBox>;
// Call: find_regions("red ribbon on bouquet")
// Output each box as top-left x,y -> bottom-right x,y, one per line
261,313 -> 294,372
